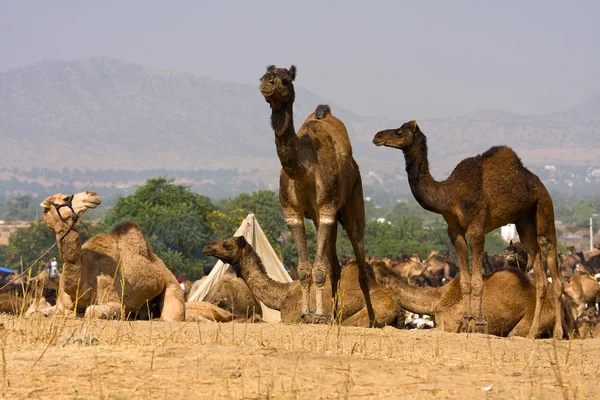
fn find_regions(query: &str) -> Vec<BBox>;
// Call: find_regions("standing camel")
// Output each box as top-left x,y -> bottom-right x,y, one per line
373,121 -> 563,339
259,65 -> 375,325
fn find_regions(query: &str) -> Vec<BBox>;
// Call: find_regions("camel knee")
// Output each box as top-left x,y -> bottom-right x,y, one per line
460,279 -> 471,297
298,265 -> 312,287
471,279 -> 483,298
538,236 -> 552,254
312,266 -> 327,287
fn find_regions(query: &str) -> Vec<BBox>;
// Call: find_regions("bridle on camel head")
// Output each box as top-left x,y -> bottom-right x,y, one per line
51,194 -> 78,223
0,194 -> 79,293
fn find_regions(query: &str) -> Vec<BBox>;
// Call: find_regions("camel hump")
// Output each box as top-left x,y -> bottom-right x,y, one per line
111,221 -> 154,258
314,104 -> 331,119
111,221 -> 143,236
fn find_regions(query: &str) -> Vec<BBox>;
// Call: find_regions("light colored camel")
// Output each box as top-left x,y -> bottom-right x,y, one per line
202,270 -> 262,318
260,66 -> 374,325
391,254 -> 426,284
373,120 -> 564,339
40,191 -> 185,321
564,272 -> 600,318
202,236 -> 404,327
370,259 -> 572,337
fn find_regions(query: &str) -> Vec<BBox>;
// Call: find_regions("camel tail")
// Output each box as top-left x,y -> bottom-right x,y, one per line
315,104 -> 331,119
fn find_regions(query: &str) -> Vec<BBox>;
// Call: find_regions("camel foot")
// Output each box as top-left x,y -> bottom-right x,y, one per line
460,315 -> 474,333
299,312 -> 329,324
474,319 -> 487,334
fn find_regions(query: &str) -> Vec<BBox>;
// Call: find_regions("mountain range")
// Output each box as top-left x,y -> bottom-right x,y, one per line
1,58 -> 598,187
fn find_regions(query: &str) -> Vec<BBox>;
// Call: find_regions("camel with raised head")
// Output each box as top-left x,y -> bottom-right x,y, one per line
202,236 -> 404,327
40,191 -> 185,321
373,121 -> 563,339
260,65 -> 374,325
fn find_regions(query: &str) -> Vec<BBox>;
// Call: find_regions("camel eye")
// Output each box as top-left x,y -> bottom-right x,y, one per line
224,243 -> 232,250
396,129 -> 404,136
281,78 -> 289,85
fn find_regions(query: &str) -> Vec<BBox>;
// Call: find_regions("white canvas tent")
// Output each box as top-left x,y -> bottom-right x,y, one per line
187,211 -> 293,322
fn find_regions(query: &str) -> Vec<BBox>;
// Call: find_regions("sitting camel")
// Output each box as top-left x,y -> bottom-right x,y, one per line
40,191 -> 185,321
564,272 -> 600,318
202,236 -> 405,327
390,254 -> 427,284
502,241 -> 529,271
202,269 -> 262,318
370,259 -> 572,337
422,252 -> 457,287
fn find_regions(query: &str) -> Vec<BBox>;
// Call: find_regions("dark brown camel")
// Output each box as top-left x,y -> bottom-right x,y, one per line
373,120 -> 563,339
260,65 -> 374,325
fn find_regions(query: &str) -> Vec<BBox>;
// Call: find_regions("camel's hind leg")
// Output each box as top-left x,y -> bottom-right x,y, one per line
467,225 -> 486,332
159,281 -> 185,322
341,179 -> 375,327
535,198 -> 564,339
516,221 -> 549,339
324,221 -> 342,321
447,225 -> 472,331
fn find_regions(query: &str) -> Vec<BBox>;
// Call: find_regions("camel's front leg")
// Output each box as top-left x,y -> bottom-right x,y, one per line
448,225 -> 472,331
86,275 -> 122,319
313,211 -> 336,318
467,226 -> 486,333
284,209 -> 311,316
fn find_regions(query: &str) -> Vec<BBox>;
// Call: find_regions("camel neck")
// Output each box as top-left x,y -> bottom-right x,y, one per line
235,248 -> 292,310
404,132 -> 449,213
387,277 -> 443,315
55,228 -> 88,297
271,99 -> 306,179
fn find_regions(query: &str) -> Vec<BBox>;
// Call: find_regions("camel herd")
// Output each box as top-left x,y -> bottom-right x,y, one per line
1,64 -> 599,340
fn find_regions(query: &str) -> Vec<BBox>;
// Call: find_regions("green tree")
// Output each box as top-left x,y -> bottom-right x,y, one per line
98,177 -> 216,279
3,195 -> 35,222
222,190 -> 286,246
1,220 -> 97,271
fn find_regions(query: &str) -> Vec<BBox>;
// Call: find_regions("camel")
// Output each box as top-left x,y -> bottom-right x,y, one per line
564,272 -> 600,318
373,120 -> 563,339
202,269 -> 262,318
422,252 -> 457,287
502,241 -> 528,271
483,252 -> 506,274
40,191 -> 185,321
185,301 -> 259,323
390,254 -> 427,284
370,259 -> 571,337
260,65 -> 374,325
202,236 -> 404,327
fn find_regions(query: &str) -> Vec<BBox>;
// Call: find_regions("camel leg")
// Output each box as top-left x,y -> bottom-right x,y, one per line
159,281 -> 186,322
467,226 -> 486,332
85,302 -> 123,319
535,203 -> 564,339
284,209 -> 311,316
341,181 -> 376,327
517,222 -> 548,339
325,222 -> 342,321
448,225 -> 472,331
313,210 -> 336,317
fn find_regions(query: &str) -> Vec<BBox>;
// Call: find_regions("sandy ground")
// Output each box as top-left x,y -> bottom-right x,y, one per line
0,314 -> 598,399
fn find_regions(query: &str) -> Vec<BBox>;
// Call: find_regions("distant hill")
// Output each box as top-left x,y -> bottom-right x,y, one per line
1,58 -> 598,186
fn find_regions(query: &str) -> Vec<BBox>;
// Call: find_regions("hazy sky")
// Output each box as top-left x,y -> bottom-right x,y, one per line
1,1 -> 598,119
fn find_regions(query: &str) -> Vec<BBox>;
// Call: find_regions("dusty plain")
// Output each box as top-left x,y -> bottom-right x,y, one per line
0,314 -> 598,399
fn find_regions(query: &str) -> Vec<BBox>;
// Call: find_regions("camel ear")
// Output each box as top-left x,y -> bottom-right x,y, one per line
409,120 -> 418,132
509,240 -> 513,246
266,65 -> 275,73
236,236 -> 247,248
288,65 -> 297,81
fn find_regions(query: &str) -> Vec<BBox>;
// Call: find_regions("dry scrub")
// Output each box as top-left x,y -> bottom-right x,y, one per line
0,314 -> 598,399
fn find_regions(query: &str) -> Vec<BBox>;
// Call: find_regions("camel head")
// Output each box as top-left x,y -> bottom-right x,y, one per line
502,241 -> 528,270
372,120 -> 419,150
40,191 -> 101,233
259,65 -> 296,111
202,236 -> 248,265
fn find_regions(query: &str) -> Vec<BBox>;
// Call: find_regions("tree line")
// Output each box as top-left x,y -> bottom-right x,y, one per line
1,177 -> 594,279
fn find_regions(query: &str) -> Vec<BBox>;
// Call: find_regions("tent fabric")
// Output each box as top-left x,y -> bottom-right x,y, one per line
187,212 -> 292,322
